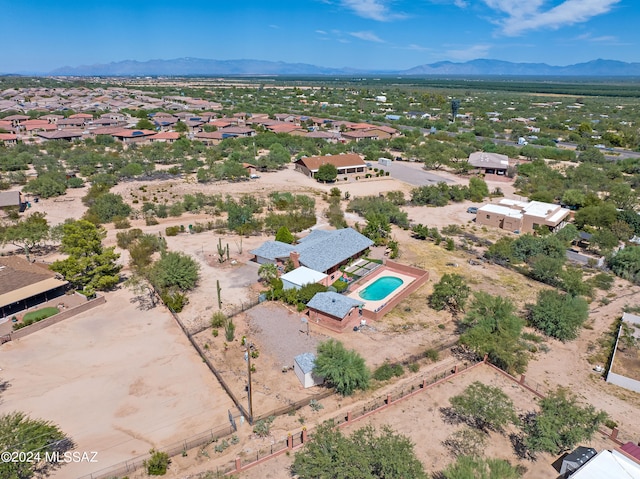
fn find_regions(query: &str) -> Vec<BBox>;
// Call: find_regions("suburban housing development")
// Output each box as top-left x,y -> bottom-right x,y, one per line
0,75 -> 640,479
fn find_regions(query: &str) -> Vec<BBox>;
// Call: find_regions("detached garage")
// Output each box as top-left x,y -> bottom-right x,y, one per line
294,353 -> 324,388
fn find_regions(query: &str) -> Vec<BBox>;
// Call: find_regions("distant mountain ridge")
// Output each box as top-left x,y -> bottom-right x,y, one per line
47,57 -> 640,77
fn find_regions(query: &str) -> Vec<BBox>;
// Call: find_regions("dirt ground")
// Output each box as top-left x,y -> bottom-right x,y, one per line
238,363 -> 619,479
4,161 -> 640,478
0,289 -> 234,479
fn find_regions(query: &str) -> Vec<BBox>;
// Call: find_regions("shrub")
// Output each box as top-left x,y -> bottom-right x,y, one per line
211,311 -> 226,328
161,291 -> 187,312
373,362 -> 404,381
144,449 -> 170,476
253,416 -> 275,437
332,279 -> 349,293
408,363 -> 420,373
113,216 -> 131,229
424,348 -> 439,362
165,226 -> 180,236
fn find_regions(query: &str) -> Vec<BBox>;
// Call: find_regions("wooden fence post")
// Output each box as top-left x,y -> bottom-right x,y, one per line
235,457 -> 242,472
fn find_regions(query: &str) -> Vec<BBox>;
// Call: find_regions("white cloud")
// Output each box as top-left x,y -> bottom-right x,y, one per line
269,24 -> 279,29
349,30 -> 385,42
483,0 -> 621,36
406,43 -> 431,51
341,0 -> 406,21
445,44 -> 492,61
454,0 -> 469,7
315,30 -> 328,34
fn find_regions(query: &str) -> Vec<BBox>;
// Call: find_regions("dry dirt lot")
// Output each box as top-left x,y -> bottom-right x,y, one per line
5,161 -> 640,478
0,289 -> 234,479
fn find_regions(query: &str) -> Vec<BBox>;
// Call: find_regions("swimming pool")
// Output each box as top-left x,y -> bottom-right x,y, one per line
358,276 -> 404,301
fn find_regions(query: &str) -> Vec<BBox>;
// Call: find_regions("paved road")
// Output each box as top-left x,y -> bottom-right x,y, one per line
376,162 -> 455,186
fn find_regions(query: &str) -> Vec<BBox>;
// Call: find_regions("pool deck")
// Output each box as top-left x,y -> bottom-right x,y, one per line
347,267 -> 419,314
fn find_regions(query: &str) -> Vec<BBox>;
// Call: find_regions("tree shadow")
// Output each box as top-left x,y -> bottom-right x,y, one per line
37,437 -> 76,478
510,412 -> 537,461
0,379 -> 10,404
130,293 -> 158,311
439,406 -> 463,427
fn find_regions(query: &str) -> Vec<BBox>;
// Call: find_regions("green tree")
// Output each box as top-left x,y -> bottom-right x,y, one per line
449,382 -> 518,432
51,220 -> 121,293
523,388 -> 607,454
528,254 -> 563,286
0,412 -> 74,479
608,246 -> 640,283
136,118 -> 155,130
297,283 -> 328,304
0,212 -> 50,261
275,225 -> 294,244
361,212 -> 391,245
315,163 -> 338,182
174,120 -> 188,133
442,456 -> 522,479
459,292 -> 527,374
22,173 -> 67,198
528,290 -> 589,341
293,421 -> 426,479
86,192 -> 131,224
429,273 -> 470,314
485,237 -> 515,265
314,339 -> 369,396
468,177 -> 489,202
150,251 -> 200,292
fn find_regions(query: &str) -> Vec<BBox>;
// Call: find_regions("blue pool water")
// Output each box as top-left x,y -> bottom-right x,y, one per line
359,276 -> 404,301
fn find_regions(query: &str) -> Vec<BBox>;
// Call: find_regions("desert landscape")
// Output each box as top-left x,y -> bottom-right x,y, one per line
2,157 -> 639,479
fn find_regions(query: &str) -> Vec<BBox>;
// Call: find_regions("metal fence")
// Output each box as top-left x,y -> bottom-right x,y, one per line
76,424 -> 236,479
189,297 -> 260,336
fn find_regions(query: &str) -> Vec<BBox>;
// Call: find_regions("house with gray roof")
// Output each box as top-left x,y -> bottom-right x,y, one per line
306,292 -> 364,332
250,227 -> 373,284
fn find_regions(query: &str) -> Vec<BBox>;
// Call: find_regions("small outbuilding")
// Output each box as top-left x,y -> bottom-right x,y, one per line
294,353 -> 324,388
559,446 -> 597,477
280,266 -> 328,290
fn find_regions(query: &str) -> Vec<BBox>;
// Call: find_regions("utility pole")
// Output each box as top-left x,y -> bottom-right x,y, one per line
245,343 -> 254,422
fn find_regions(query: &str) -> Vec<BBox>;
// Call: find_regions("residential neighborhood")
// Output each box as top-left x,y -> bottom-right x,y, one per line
1,73 -> 640,479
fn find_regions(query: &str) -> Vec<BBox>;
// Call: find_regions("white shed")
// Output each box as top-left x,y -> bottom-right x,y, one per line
294,353 -> 324,388
281,266 -> 328,291
378,157 -> 392,166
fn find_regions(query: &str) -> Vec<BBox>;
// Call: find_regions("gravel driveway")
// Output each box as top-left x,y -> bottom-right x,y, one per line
246,302 -> 329,369
377,162 -> 455,186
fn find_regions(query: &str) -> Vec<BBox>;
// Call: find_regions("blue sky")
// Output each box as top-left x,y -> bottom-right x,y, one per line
1,0 -> 636,73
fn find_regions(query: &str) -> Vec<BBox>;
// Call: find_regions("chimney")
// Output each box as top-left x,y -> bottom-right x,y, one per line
290,251 -> 300,269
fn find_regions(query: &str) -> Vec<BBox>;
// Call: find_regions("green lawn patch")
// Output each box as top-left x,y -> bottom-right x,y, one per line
14,307 -> 59,330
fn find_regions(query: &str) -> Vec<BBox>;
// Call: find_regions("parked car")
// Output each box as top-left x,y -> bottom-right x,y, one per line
467,206 -> 478,214
250,174 -> 260,179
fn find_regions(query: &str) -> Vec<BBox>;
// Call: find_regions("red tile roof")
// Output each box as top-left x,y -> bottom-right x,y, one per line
112,129 -> 156,138
295,154 -> 365,171
0,133 -> 18,141
150,131 -> 180,140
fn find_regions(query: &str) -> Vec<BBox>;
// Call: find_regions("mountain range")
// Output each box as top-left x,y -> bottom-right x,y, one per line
44,58 -> 640,77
